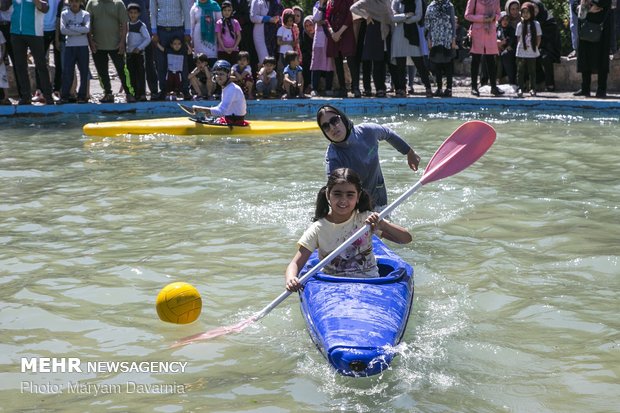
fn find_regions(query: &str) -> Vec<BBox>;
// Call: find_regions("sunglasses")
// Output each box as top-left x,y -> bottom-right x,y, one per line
320,115 -> 342,132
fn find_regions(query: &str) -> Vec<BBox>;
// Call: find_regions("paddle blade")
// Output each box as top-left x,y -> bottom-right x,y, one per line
177,103 -> 195,115
171,316 -> 257,348
420,121 -> 496,186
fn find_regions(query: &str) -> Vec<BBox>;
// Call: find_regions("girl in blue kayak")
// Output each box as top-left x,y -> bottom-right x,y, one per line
285,168 -> 411,292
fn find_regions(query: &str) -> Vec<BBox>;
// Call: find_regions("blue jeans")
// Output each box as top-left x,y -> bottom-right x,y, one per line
61,45 -> 89,99
256,76 -> 277,95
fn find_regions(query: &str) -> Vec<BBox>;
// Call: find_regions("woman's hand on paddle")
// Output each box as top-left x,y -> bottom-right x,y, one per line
407,149 -> 421,171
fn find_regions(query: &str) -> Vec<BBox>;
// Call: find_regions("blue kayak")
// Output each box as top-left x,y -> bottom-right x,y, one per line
299,236 -> 414,377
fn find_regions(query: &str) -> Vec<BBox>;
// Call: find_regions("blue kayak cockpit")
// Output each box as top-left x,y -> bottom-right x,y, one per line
312,257 -> 408,284
298,237 -> 415,377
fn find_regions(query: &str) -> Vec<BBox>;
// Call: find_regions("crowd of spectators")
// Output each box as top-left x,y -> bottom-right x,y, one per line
0,0 -> 617,105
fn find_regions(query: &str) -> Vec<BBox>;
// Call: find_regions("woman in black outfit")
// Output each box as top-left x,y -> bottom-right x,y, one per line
572,0 -> 612,98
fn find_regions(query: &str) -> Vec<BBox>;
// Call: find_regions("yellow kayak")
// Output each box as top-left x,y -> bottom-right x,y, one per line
83,117 -> 319,137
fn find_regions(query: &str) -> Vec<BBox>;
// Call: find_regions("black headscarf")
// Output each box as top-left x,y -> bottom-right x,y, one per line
316,105 -> 354,144
531,0 -> 561,62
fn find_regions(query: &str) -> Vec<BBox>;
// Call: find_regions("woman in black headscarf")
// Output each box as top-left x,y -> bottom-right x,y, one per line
531,0 -> 561,91
572,0 -> 612,97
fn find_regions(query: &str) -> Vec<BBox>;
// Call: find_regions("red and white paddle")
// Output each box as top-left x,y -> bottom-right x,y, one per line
172,120 -> 497,347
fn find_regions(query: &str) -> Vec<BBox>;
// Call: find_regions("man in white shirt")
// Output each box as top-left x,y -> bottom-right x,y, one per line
191,59 -> 247,126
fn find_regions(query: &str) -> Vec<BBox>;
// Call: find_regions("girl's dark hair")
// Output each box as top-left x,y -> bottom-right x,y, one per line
520,2 -> 537,52
222,2 -> 236,41
282,10 -> 295,25
313,168 -> 373,221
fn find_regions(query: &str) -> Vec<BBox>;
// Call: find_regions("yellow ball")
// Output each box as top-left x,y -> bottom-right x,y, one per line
156,282 -> 202,324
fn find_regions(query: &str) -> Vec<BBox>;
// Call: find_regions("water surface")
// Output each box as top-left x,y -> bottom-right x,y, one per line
1,113 -> 618,412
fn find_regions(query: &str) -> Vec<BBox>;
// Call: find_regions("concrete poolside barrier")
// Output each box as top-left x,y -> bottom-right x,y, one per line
1,96 -> 619,119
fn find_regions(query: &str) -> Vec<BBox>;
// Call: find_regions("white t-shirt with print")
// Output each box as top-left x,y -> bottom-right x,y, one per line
515,20 -> 542,58
276,26 -> 294,54
298,210 -> 379,277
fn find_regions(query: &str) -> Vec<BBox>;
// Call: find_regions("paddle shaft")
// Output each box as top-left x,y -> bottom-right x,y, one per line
253,180 -> 424,321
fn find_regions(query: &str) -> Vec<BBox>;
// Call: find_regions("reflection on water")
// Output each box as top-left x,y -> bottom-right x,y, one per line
1,114 -> 618,412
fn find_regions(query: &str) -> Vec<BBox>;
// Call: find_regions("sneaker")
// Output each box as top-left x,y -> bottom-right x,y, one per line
529,89 -> 536,97
32,90 -> 45,103
443,89 -> 452,97
138,95 -> 147,102
126,94 -> 136,103
517,89 -> 523,98
433,88 -> 443,97
395,89 -> 406,98
471,88 -> 480,97
77,97 -> 89,104
310,90 -> 318,98
425,87 -> 433,98
352,89 -> 361,98
99,94 -> 114,103
363,90 -> 373,97
150,92 -> 164,101
375,90 -> 386,98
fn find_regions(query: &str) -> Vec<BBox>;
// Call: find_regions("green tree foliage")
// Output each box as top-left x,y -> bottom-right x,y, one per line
282,0 -> 316,14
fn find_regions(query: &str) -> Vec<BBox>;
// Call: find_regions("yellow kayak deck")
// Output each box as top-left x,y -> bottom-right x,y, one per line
83,117 -> 318,137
